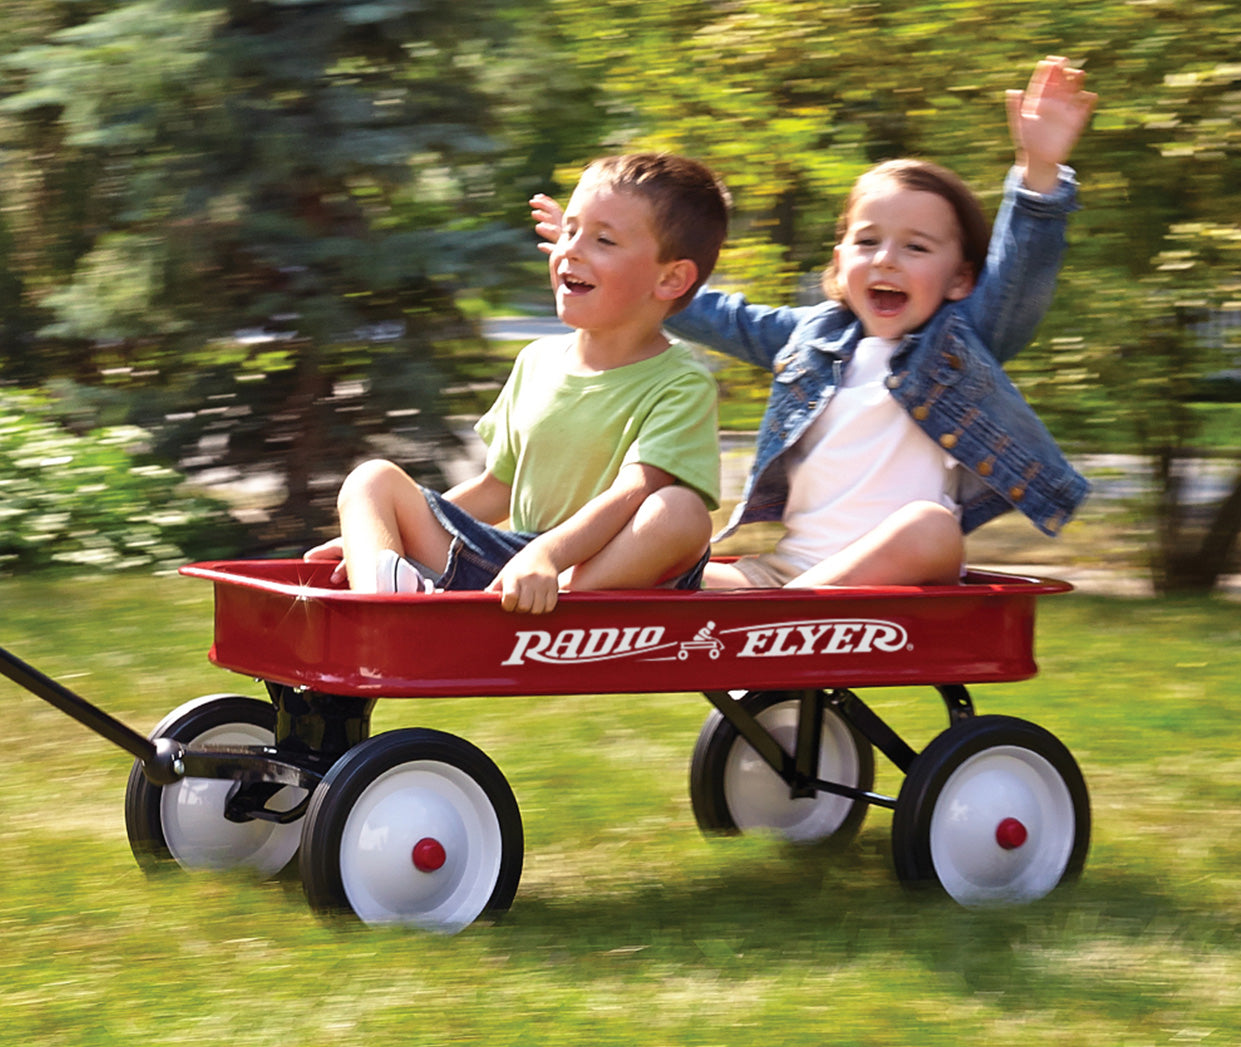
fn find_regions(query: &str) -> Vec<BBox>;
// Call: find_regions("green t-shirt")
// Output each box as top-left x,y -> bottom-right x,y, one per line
475,336 -> 720,534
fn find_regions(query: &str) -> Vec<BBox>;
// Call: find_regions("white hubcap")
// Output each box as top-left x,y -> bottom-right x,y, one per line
160,722 -> 304,876
929,745 -> 1075,906
339,761 -> 503,933
724,702 -> 862,842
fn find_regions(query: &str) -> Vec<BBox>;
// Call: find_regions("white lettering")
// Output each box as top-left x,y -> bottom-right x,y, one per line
636,626 -> 663,649
857,622 -> 906,652
725,618 -> 909,659
795,623 -> 831,654
579,628 -> 619,659
547,630 -> 584,661
823,623 -> 859,654
502,625 -> 668,666
738,629 -> 773,658
767,626 -> 801,657
502,630 -> 551,666
615,626 -> 642,654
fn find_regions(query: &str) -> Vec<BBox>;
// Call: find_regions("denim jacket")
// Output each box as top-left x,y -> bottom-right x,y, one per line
665,165 -> 1089,539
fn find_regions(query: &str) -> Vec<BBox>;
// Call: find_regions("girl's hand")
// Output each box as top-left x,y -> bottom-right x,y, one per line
530,193 -> 564,256
1007,55 -> 1098,194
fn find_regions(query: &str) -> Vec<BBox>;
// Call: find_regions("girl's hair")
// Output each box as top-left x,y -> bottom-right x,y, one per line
821,158 -> 991,302
581,153 -> 731,312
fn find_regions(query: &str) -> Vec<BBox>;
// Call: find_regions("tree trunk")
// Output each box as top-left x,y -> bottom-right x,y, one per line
273,341 -> 333,548
1151,452 -> 1241,593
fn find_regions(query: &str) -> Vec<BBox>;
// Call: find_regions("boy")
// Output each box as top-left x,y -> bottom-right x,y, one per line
306,153 -> 730,613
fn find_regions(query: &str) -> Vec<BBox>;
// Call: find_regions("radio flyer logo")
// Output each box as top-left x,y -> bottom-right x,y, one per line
501,618 -> 910,667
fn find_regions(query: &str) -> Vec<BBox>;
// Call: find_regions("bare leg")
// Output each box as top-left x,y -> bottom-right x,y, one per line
562,485 -> 712,590
335,459 -> 454,593
788,501 -> 964,588
702,560 -> 761,589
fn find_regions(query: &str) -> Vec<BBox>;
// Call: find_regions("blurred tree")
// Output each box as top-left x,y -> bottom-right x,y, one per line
1016,4 -> 1241,592
0,0 -> 539,545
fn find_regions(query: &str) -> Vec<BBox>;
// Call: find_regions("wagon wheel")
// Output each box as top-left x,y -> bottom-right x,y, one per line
689,690 -> 875,845
124,694 -> 306,877
891,714 -> 1090,906
299,728 -> 523,933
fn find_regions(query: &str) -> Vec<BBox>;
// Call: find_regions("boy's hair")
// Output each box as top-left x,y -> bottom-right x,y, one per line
822,158 -> 991,303
581,153 -> 731,313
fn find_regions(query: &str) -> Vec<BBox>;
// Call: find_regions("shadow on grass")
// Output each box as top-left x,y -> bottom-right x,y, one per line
432,829 -> 1241,1012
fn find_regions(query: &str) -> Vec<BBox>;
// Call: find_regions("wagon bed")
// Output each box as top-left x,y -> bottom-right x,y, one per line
181,559 -> 1070,698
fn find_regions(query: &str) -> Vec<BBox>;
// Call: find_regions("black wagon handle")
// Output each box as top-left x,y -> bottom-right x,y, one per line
0,643 -> 168,771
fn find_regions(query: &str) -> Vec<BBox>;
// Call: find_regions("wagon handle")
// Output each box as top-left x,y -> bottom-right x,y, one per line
0,644 -> 184,783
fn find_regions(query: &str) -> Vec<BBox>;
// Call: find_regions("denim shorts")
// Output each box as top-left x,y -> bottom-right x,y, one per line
421,486 -> 707,592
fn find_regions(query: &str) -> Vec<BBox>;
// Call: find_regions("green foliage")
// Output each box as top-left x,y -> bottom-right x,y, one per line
0,389 -> 241,571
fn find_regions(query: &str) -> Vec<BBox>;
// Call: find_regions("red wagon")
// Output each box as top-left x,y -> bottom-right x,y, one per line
1,559 -> 1089,933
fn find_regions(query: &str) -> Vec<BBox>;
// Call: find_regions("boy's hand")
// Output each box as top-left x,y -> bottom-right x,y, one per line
1007,55 -> 1098,194
488,542 -> 562,614
530,193 -> 564,257
304,535 -> 348,585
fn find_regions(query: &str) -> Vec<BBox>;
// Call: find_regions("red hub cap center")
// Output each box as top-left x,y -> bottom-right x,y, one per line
411,836 -> 447,872
995,817 -> 1028,850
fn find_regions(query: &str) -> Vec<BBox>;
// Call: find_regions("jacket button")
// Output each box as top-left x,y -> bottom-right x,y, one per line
885,374 -> 902,389
1009,485 -> 1025,500
939,433 -> 958,449
946,353 -> 962,369
977,459 -> 993,477
913,405 -> 930,421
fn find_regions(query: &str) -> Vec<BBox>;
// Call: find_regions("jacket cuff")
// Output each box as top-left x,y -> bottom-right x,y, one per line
1005,163 -> 1080,215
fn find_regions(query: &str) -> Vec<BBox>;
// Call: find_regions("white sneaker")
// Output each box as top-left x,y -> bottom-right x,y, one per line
375,548 -> 435,594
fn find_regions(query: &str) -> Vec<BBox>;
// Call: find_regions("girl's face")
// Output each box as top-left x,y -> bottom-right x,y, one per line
833,180 -> 976,341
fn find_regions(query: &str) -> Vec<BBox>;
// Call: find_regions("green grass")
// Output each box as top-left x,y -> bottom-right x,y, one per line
2,572 -> 1240,1045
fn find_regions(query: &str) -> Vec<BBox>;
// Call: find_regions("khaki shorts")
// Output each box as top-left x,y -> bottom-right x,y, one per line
727,551 -> 816,589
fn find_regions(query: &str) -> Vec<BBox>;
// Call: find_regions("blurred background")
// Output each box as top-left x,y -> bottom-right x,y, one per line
0,0 -> 1237,593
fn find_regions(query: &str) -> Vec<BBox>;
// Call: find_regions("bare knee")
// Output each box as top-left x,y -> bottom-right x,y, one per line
890,501 -> 963,582
564,485 -> 711,591
337,459 -> 407,514
793,499 -> 963,588
642,485 -> 712,551
894,500 -> 959,535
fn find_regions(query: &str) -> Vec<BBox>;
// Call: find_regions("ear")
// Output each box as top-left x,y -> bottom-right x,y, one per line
655,259 -> 699,303
945,263 -> 976,302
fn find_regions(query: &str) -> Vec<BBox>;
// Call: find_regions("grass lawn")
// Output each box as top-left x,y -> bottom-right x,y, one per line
1,570 -> 1239,1045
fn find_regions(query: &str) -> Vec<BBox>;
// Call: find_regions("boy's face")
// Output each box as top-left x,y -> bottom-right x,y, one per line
833,181 -> 975,341
549,177 -> 684,333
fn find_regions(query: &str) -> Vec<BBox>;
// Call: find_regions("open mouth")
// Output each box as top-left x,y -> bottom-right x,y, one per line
868,286 -> 907,315
560,274 -> 595,295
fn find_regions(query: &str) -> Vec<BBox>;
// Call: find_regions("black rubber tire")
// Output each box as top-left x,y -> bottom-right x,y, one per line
689,690 -> 875,845
299,728 -> 523,932
124,693 -> 304,877
891,714 -> 1090,906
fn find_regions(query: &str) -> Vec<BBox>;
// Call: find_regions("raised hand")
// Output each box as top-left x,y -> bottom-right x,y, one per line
1006,55 -> 1098,193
